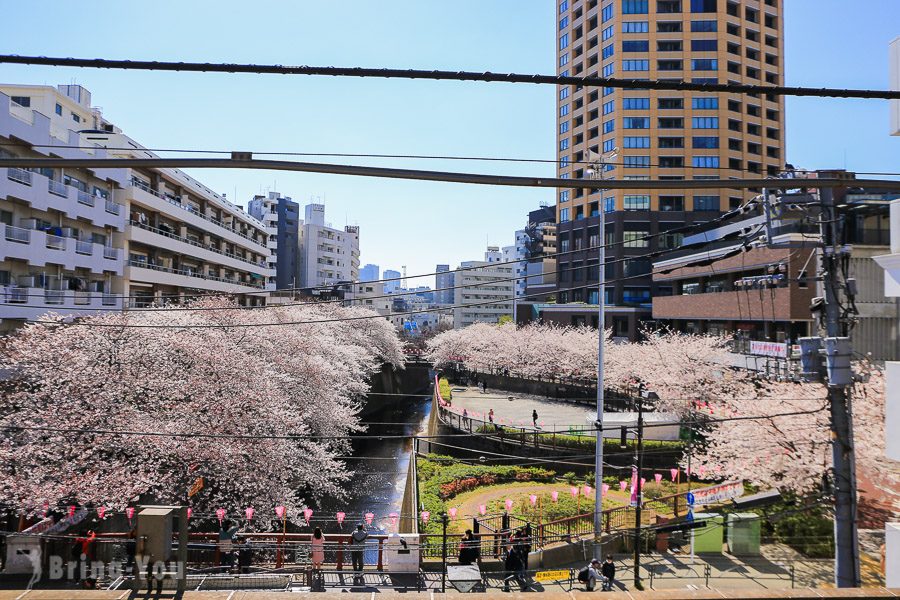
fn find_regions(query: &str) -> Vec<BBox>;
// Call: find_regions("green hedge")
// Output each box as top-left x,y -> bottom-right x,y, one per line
475,425 -> 683,454
417,454 -> 555,535
438,377 -> 453,402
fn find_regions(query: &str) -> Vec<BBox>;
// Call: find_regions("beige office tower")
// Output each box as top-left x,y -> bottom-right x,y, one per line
553,0 -> 784,339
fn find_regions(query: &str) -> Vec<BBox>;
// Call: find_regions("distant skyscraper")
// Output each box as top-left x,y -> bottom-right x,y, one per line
383,269 -> 401,293
360,264 -> 379,282
435,264 -> 454,305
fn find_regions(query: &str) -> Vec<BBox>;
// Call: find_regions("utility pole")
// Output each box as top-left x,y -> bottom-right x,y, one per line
632,397 -> 645,590
440,512 -> 450,593
586,148 -> 617,561
818,187 -> 861,587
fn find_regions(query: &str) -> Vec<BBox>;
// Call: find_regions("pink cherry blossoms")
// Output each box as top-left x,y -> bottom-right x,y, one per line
0,297 -> 403,517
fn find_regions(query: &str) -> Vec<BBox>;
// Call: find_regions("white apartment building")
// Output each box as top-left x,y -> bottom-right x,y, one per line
452,247 -> 515,329
0,86 -> 127,332
344,280 -> 391,318
0,83 -> 273,329
246,192 -> 282,292
298,203 -> 359,288
503,230 -> 528,299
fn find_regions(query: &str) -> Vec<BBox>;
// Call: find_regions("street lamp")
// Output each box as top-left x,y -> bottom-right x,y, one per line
584,148 -> 618,562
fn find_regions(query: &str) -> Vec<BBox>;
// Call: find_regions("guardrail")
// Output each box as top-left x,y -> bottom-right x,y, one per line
127,259 -> 264,289
130,220 -> 268,270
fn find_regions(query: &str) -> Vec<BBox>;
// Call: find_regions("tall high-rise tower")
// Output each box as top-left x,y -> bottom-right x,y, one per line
555,0 -> 785,339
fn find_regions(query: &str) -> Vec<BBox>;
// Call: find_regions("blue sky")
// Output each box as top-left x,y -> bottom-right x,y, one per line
1,1 -> 898,287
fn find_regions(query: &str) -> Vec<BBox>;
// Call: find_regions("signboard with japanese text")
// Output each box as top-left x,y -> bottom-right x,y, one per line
690,481 -> 744,505
749,341 -> 788,358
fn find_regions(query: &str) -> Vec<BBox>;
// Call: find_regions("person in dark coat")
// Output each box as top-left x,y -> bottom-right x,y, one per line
502,542 -> 526,591
601,556 -> 616,590
458,530 -> 480,565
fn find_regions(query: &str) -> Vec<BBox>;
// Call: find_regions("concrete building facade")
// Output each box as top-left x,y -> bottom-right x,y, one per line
383,269 -> 401,293
555,0 -> 785,338
434,264 -> 454,305
0,84 -> 273,331
247,191 -> 300,291
359,263 -> 379,282
298,203 -> 359,288
452,247 -> 515,328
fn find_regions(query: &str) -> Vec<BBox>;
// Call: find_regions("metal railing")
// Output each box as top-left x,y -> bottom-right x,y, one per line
103,246 -> 119,260
48,179 -> 68,197
7,167 -> 32,185
4,224 -> 31,243
102,294 -> 118,306
77,190 -> 95,206
105,199 -> 122,215
129,180 -> 266,248
127,259 -> 264,289
45,234 -> 66,250
44,289 -> 65,304
75,240 -> 93,255
130,220 -> 268,271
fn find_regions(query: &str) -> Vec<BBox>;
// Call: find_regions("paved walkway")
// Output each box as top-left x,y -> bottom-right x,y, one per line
448,385 -> 593,430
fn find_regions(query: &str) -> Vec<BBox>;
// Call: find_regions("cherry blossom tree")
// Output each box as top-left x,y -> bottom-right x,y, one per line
0,297 -> 403,518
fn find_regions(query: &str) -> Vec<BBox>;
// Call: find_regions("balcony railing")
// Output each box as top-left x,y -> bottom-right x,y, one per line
45,234 -> 66,250
129,180 -> 266,248
102,294 -> 117,306
4,225 -> 31,243
130,220 -> 269,271
48,179 -> 68,197
105,199 -> 122,215
7,167 -> 32,185
75,240 -> 94,255
77,190 -> 95,207
127,259 -> 264,289
103,246 -> 119,260
6,287 -> 28,303
44,289 -> 65,304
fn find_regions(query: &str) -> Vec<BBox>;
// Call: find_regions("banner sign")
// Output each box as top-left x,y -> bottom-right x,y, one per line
188,476 -> 204,498
749,341 -> 788,358
690,481 -> 744,505
535,570 -> 570,583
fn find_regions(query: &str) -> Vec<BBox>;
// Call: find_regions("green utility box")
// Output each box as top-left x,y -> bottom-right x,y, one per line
727,512 -> 761,555
692,512 -> 724,554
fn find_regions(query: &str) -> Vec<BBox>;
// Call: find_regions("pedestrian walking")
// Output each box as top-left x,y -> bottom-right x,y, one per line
483,381 -> 488,393
310,528 -> 325,570
502,542 -> 527,591
601,556 -> 616,591
488,409 -> 494,424
462,408 -> 469,428
532,410 -> 538,427
350,523 -> 368,581
577,558 -> 602,591
236,537 -> 253,574
458,530 -> 480,565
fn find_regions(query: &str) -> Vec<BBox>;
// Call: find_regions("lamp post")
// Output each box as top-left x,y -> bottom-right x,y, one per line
585,148 -> 617,561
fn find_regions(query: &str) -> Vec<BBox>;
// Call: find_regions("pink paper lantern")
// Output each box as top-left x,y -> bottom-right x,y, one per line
245,507 -> 254,521
670,468 -> 679,482
365,512 -> 374,525
478,504 -> 487,516
602,484 -> 609,495
275,505 -> 286,519
640,477 -> 646,489
42,501 -> 50,517
187,508 -> 193,519
551,491 -> 559,502
68,505 -> 76,518
97,506 -> 107,520
504,498 -> 514,511
389,512 -> 398,526
570,486 -> 578,498
126,507 -> 135,520
420,511 -> 430,524
303,508 -> 313,525
216,508 -> 226,524
336,511 -> 345,525
654,473 -> 663,484
619,481 -> 627,491
529,495 -> 538,506
448,507 -> 458,518
582,485 -> 592,497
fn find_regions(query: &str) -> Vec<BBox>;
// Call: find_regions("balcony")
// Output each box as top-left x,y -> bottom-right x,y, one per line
45,234 -> 66,250
75,240 -> 94,255
105,199 -> 121,215
103,246 -> 119,260
48,179 -> 68,197
4,225 -> 30,243
0,285 -> 125,321
1,224 -> 124,275
127,259 -> 265,291
7,167 -> 32,186
77,190 -> 95,206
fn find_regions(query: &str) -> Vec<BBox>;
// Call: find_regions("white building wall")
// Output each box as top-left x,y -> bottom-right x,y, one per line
452,254 -> 514,328
298,203 -> 360,288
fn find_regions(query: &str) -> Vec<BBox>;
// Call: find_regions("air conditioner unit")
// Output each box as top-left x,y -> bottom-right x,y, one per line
18,276 -> 36,287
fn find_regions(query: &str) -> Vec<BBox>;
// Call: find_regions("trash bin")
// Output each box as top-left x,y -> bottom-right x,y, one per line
691,512 -> 724,554
727,512 -> 761,555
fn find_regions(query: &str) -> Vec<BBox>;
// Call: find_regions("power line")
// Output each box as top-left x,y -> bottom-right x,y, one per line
3,157 -> 899,192
1,55 -> 898,99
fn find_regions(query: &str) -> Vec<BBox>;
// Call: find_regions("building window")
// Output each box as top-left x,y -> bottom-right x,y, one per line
692,116 -> 719,128
660,230 -> 685,247
659,156 -> 684,168
10,96 -> 30,107
658,97 -> 683,109
55,103 -> 63,115
658,117 -> 684,128
560,87 -> 570,100
692,96 -> 719,109
602,25 -> 615,40
693,195 -> 720,211
622,40 -> 649,52
560,208 -> 571,222
622,0 -> 648,13
622,21 -> 649,32
603,119 -> 615,133
623,288 -> 651,304
604,197 -> 616,212
623,231 -> 650,247
602,63 -> 615,77
623,136 -> 650,148
659,196 -> 684,211
560,0 -> 568,12
560,138 -> 570,150
691,19 -> 717,31
603,100 -> 615,114
560,16 -> 569,29
692,58 -> 718,70
600,139 -> 614,153
658,59 -> 683,71
560,121 -> 570,134
658,136 -> 684,148
691,39 -> 718,51
602,44 -> 615,59
560,103 -> 570,116
623,60 -> 650,71
602,3 -> 615,20
560,33 -> 569,49
623,97 -> 650,109
692,156 -> 720,168
692,136 -> 719,148
691,0 -> 717,11
623,195 -> 650,210
560,156 -> 570,168
623,117 -> 650,129
623,156 -> 650,168
559,53 -> 569,67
